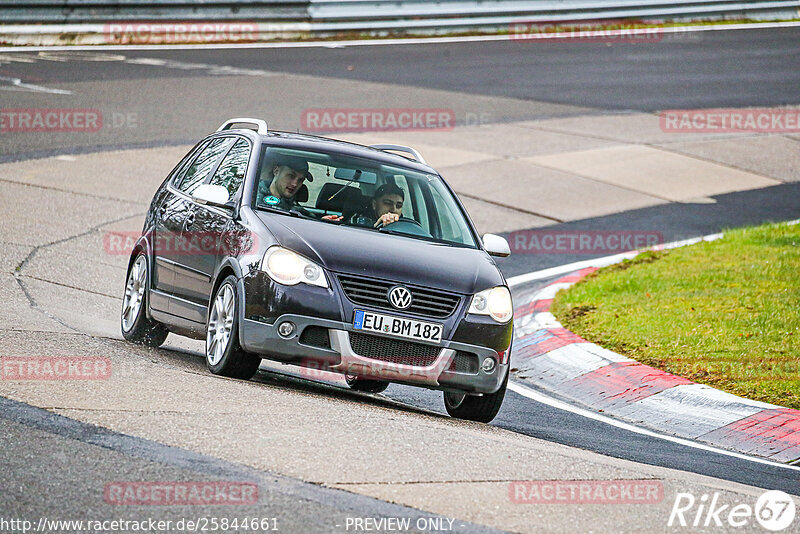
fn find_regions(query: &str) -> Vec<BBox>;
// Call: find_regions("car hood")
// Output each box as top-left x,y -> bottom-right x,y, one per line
255,212 -> 503,294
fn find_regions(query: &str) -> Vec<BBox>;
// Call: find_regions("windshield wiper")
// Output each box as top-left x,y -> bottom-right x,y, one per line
257,205 -> 300,217
257,204 -> 317,221
289,208 -> 315,220
378,227 -> 443,244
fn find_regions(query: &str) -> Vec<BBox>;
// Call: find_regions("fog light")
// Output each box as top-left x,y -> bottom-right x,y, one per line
278,321 -> 295,338
481,357 -> 496,373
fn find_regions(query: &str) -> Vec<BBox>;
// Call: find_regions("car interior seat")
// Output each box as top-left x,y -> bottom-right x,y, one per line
315,183 -> 363,215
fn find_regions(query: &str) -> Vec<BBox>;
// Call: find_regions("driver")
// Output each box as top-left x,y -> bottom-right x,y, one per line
324,183 -> 404,228
257,155 -> 313,211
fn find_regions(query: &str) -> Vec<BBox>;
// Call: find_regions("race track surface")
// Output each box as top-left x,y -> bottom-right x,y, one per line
1,26 -> 799,533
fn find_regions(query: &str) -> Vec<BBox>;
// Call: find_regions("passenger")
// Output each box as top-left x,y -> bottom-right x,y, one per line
323,183 -> 404,228
257,155 -> 313,210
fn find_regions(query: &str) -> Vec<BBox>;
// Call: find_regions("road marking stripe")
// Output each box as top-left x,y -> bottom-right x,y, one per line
507,234 -> 723,287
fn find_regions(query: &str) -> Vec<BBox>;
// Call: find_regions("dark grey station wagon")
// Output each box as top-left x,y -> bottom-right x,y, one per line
121,118 -> 513,422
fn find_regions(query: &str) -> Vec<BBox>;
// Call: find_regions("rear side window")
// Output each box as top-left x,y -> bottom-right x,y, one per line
167,141 -> 207,184
209,138 -> 250,199
174,137 -> 235,194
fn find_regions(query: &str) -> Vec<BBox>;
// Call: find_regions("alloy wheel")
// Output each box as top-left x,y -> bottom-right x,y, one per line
121,255 -> 147,332
207,283 -> 235,365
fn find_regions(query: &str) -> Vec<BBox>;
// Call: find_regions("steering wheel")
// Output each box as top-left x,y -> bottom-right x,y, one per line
376,216 -> 422,229
396,216 -> 423,228
378,217 -> 430,237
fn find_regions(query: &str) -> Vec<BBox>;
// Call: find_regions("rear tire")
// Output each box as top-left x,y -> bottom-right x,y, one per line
206,275 -> 261,380
345,373 -> 389,394
121,253 -> 168,348
443,370 -> 508,423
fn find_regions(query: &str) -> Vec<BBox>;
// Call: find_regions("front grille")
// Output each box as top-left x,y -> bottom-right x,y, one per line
299,326 -> 331,349
338,274 -> 461,318
349,332 -> 441,367
448,351 -> 479,374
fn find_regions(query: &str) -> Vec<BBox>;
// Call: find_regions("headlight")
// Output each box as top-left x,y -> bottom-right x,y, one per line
262,246 -> 328,288
468,286 -> 513,323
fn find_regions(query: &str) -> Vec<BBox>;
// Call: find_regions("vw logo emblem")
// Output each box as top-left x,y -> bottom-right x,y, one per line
388,286 -> 412,309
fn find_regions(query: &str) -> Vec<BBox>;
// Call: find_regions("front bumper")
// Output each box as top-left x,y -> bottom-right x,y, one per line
239,313 -> 508,394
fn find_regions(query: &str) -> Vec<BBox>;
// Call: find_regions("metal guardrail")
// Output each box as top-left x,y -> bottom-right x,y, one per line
0,1 -> 309,23
307,0 -> 800,32
0,0 -> 797,41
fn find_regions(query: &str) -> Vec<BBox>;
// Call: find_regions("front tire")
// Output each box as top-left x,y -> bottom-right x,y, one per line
345,373 -> 389,393
121,253 -> 168,347
206,275 -> 261,380
443,370 -> 508,423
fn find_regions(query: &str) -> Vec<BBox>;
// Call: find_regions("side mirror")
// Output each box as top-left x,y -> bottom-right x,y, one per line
483,233 -> 511,257
192,184 -> 230,208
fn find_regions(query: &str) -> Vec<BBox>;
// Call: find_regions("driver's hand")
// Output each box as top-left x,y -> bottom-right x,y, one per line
374,213 -> 400,228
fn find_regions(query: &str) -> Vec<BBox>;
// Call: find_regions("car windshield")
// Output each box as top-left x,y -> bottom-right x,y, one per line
253,146 -> 479,248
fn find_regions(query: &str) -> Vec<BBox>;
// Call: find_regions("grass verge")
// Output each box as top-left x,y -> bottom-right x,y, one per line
551,221 -> 800,410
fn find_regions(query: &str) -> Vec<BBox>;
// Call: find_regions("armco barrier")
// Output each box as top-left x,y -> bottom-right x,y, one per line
0,0 -> 309,23
0,0 -> 798,44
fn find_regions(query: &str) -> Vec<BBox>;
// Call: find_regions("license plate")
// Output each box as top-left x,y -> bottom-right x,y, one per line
353,310 -> 443,344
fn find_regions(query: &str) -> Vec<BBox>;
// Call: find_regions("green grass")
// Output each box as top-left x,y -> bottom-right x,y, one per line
551,221 -> 800,410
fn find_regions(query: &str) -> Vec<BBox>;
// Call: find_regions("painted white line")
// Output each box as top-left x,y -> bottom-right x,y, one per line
530,282 -> 573,300
507,233 -> 722,287
507,380 -> 800,471
0,75 -> 72,94
0,20 -> 799,52
507,251 -> 635,287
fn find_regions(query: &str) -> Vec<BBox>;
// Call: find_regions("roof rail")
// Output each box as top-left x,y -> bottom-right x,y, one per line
217,118 -> 268,135
369,144 -> 427,165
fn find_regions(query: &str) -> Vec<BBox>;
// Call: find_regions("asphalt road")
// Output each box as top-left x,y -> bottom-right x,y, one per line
1,25 -> 799,532
2,26 -> 799,161
134,27 -> 800,111
1,395 -> 498,534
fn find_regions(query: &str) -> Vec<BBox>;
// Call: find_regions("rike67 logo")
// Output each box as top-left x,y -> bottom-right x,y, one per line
669,490 -> 796,531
